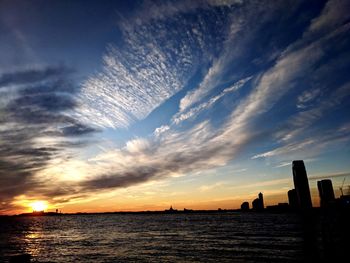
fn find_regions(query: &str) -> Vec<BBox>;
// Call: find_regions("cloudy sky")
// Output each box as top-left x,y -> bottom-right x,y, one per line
1,0 -> 350,214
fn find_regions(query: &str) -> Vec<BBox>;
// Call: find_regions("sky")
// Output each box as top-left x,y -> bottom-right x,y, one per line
0,0 -> 350,214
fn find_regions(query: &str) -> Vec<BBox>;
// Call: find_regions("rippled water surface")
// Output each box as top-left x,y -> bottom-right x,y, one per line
0,212 -> 324,262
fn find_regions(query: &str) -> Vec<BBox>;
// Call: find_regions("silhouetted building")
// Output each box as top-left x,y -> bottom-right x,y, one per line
288,189 -> 298,209
252,198 -> 262,211
241,201 -> 249,211
292,160 -> 312,210
317,179 -> 335,208
252,198 -> 259,210
259,192 -> 264,209
252,192 -> 264,211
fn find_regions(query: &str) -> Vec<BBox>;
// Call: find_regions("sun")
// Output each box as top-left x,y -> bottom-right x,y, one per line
30,201 -> 47,212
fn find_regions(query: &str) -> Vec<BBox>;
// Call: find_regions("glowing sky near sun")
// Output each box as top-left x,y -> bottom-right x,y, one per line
0,0 -> 350,214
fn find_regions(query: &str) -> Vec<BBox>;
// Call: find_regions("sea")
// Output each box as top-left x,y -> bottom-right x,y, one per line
0,212 -> 346,262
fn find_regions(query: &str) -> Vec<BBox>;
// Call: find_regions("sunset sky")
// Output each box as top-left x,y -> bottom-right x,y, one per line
1,0 -> 350,214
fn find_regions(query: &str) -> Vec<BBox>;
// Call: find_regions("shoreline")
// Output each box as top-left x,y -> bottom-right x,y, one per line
1,207 -> 325,217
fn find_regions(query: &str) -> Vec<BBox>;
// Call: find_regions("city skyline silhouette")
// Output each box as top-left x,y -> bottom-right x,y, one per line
1,1 -> 350,262
8,159 -> 350,215
1,0 -> 350,215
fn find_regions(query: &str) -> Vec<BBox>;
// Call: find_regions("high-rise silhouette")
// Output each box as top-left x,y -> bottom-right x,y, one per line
317,179 -> 335,208
258,192 -> 264,209
292,160 -> 312,210
288,189 -> 298,209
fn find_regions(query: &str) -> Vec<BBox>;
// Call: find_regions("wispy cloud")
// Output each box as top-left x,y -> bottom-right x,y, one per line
274,162 -> 291,168
76,2 -> 233,129
172,76 -> 252,125
2,0 -> 350,213
307,0 -> 350,35
178,1 -> 292,112
122,0 -> 243,25
76,0 -> 297,129
309,172 -> 350,181
296,88 -> 321,109
48,0 -> 350,197
277,81 -> 350,143
199,181 -> 225,192
252,124 -> 350,161
74,36 -> 330,192
154,125 -> 170,137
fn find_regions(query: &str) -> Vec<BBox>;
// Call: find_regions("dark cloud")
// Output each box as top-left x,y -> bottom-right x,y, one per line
0,66 -> 71,87
61,123 -> 97,136
0,66 -> 96,213
9,93 -> 77,112
81,166 -> 162,190
78,138 -> 244,193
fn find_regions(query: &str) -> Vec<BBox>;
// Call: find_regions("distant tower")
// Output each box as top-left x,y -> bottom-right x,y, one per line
292,160 -> 312,210
317,179 -> 335,208
252,192 -> 264,211
258,192 -> 264,209
288,189 -> 298,209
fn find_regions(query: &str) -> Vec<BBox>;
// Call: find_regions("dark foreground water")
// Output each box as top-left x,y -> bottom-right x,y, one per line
0,212 -> 347,262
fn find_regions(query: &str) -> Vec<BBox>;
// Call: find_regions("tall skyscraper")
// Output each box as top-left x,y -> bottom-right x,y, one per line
258,192 -> 264,209
292,160 -> 312,210
317,179 -> 335,208
288,189 -> 298,209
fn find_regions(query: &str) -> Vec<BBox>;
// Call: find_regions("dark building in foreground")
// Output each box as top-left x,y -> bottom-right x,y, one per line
288,189 -> 298,209
292,160 -> 312,210
317,179 -> 335,208
241,202 -> 249,211
252,192 -> 264,211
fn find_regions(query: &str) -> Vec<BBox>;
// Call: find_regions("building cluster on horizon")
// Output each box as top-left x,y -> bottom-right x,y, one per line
241,160 -> 350,212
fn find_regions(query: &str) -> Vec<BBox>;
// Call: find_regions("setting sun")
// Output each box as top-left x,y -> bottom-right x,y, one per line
30,201 -> 47,212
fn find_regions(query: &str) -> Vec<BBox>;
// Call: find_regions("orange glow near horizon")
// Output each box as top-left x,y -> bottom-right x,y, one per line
2,181 -> 335,215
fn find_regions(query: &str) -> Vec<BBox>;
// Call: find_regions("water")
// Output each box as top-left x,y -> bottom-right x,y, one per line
0,212 -> 328,262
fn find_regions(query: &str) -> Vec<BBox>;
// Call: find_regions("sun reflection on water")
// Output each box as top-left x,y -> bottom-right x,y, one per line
25,232 -> 40,240
22,223 -> 44,257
